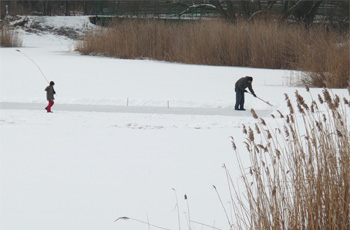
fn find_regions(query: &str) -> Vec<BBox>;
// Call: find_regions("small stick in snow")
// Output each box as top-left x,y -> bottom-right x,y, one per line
114,216 -> 171,230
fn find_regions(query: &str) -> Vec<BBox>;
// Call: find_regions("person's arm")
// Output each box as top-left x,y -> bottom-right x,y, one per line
248,84 -> 256,97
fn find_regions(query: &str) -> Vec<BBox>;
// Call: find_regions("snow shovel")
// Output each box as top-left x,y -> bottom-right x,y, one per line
247,92 -> 273,107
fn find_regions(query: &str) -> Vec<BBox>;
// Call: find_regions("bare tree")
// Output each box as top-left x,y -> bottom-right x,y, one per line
179,0 -> 326,24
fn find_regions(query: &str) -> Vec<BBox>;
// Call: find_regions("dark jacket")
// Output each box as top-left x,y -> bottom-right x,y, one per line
235,76 -> 255,95
45,85 -> 55,101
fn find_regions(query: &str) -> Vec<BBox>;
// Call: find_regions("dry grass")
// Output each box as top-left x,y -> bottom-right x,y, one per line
0,23 -> 22,47
297,32 -> 350,88
230,89 -> 350,229
76,19 -> 349,88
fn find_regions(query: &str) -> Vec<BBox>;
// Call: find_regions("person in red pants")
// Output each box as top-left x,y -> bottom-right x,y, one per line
45,81 -> 56,113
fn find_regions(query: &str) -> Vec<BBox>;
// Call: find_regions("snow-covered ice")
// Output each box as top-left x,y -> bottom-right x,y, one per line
1,16 -> 348,230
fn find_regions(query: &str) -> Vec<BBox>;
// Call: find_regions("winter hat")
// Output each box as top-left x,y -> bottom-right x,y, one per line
247,76 -> 253,82
50,81 -> 55,86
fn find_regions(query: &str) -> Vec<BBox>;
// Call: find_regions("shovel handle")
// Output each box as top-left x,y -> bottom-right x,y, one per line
246,92 -> 273,106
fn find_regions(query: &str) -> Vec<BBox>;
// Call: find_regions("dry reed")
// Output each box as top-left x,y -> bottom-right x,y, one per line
230,89 -> 350,229
76,19 -> 349,88
0,23 -> 22,47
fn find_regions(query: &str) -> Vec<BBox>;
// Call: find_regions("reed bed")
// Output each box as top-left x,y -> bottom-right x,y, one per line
76,19 -> 349,88
0,23 -> 22,47
229,89 -> 350,229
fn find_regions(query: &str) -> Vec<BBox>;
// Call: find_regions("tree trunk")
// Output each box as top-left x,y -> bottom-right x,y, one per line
65,1 -> 70,16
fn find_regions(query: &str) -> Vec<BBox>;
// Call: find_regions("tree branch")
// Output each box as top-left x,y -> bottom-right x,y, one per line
281,0 -> 304,21
179,3 -> 216,17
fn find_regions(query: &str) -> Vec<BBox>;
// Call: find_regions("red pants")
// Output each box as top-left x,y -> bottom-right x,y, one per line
47,100 -> 54,112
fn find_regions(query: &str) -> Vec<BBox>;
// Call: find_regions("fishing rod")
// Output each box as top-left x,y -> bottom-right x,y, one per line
247,91 -> 273,106
16,49 -> 50,83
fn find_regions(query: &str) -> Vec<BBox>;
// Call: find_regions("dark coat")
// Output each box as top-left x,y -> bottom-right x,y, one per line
45,85 -> 55,101
235,76 -> 255,95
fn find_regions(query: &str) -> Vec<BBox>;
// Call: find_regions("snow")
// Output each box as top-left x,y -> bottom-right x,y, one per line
1,16 -> 348,230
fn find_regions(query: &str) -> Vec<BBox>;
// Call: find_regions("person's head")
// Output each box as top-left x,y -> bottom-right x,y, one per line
247,76 -> 253,83
50,81 -> 55,86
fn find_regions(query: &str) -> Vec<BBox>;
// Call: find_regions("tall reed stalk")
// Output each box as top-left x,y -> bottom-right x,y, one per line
230,89 -> 350,229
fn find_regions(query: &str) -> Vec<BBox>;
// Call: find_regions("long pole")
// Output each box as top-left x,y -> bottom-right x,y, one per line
256,95 -> 273,106
16,49 -> 50,83
247,91 -> 273,106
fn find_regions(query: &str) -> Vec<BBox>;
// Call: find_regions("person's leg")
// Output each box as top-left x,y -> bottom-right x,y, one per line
239,92 -> 245,110
235,88 -> 240,110
47,100 -> 54,112
46,101 -> 50,112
